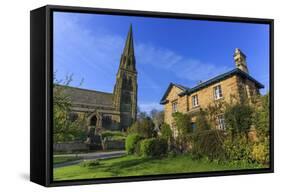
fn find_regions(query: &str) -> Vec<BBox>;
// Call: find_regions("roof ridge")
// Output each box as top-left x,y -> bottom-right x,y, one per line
56,84 -> 113,95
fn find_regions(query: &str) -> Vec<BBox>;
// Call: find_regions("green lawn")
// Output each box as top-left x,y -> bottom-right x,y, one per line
53,156 -> 81,164
53,154 -> 265,181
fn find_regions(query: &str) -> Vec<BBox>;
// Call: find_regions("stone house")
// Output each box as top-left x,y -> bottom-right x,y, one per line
160,49 -> 264,137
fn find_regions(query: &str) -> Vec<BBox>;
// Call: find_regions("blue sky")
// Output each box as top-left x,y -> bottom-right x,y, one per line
53,12 -> 270,113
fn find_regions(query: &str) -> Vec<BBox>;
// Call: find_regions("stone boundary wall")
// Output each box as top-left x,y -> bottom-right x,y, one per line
53,142 -> 88,152
103,140 -> 125,150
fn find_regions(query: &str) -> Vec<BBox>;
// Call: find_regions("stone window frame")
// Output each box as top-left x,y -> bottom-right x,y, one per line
213,84 -> 223,100
171,100 -> 178,113
191,94 -> 199,108
216,114 -> 226,130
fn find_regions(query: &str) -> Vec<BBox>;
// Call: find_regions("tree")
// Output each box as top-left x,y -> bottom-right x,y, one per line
195,109 -> 210,132
53,74 -> 87,143
172,112 -> 192,152
128,117 -> 156,138
253,92 -> 269,137
206,100 -> 226,128
160,123 -> 173,141
224,102 -> 253,139
150,109 -> 164,133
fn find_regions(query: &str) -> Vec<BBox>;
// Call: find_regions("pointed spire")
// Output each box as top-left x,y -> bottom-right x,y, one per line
123,24 -> 134,56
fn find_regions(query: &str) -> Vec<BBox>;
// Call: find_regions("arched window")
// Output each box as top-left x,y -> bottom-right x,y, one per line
90,115 -> 97,126
102,116 -> 112,129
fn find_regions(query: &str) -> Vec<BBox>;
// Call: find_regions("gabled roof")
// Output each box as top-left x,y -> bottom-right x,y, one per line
160,83 -> 189,104
56,85 -> 114,107
160,68 -> 264,104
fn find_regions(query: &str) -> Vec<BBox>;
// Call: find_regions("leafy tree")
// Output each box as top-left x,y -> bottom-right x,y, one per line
224,103 -> 253,138
253,92 -> 270,137
150,109 -> 164,133
53,74 -> 87,143
206,100 -> 226,128
172,112 -> 192,152
160,123 -> 173,141
128,117 -> 156,138
195,110 -> 210,132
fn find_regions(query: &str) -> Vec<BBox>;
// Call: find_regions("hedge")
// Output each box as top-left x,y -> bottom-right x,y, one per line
125,134 -> 142,154
140,138 -> 168,157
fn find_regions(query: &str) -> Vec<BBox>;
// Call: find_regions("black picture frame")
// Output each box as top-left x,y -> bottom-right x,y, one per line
30,4 -> 274,187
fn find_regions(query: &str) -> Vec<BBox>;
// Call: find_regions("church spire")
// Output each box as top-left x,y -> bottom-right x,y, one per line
113,24 -> 138,131
123,24 -> 134,56
118,24 -> 136,72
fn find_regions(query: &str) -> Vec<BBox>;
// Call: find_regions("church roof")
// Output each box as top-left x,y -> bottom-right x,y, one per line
57,85 -> 113,107
160,68 -> 264,104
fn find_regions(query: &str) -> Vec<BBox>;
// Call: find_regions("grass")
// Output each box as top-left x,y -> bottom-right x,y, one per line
53,154 -> 266,181
53,156 -> 81,164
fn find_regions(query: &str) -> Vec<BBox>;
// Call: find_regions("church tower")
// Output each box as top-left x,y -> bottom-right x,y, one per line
113,25 -> 137,131
234,48 -> 249,74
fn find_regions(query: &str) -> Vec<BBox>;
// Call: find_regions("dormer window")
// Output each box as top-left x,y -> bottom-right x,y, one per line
172,101 -> 178,113
192,95 -> 199,107
214,85 -> 223,100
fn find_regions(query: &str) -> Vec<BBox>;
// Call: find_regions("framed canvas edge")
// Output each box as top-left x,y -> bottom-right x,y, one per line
32,4 -> 274,187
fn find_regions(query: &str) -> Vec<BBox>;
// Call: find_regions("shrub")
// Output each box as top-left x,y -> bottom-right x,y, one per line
160,123 -> 173,140
251,138 -> 269,164
128,117 -> 156,138
101,131 -> 126,141
224,103 -> 253,136
140,138 -> 168,157
195,110 -> 210,132
192,130 -> 226,161
223,134 -> 252,163
125,134 -> 142,154
172,112 -> 192,152
80,159 -> 100,167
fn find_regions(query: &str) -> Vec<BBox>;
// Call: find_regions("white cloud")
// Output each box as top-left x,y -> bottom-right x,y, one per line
139,102 -> 164,114
135,43 -> 231,82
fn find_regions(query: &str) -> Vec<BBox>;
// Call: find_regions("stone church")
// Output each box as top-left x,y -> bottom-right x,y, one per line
160,48 -> 264,137
61,25 -> 137,140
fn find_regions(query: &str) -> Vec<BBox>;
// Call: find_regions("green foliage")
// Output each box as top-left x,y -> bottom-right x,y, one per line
80,159 -> 100,168
224,103 -> 253,135
160,123 -> 173,141
101,131 -> 126,141
251,137 -> 269,164
223,134 -> 252,163
253,93 -> 270,137
206,100 -> 226,128
53,82 -> 87,143
128,117 -> 156,138
125,134 -> 143,154
172,112 -> 192,152
140,138 -> 168,157
172,112 -> 193,135
195,110 -> 210,132
192,130 -> 226,161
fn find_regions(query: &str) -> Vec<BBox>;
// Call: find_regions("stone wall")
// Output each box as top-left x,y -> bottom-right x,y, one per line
164,86 -> 188,125
164,75 -> 243,127
53,142 -> 88,152
102,140 -> 125,150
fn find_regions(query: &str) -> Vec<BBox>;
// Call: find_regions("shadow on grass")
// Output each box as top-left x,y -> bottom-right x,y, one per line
98,157 -> 152,176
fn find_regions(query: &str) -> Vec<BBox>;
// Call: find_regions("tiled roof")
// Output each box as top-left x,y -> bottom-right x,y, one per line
57,85 -> 113,107
160,68 -> 264,104
160,83 -> 189,104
